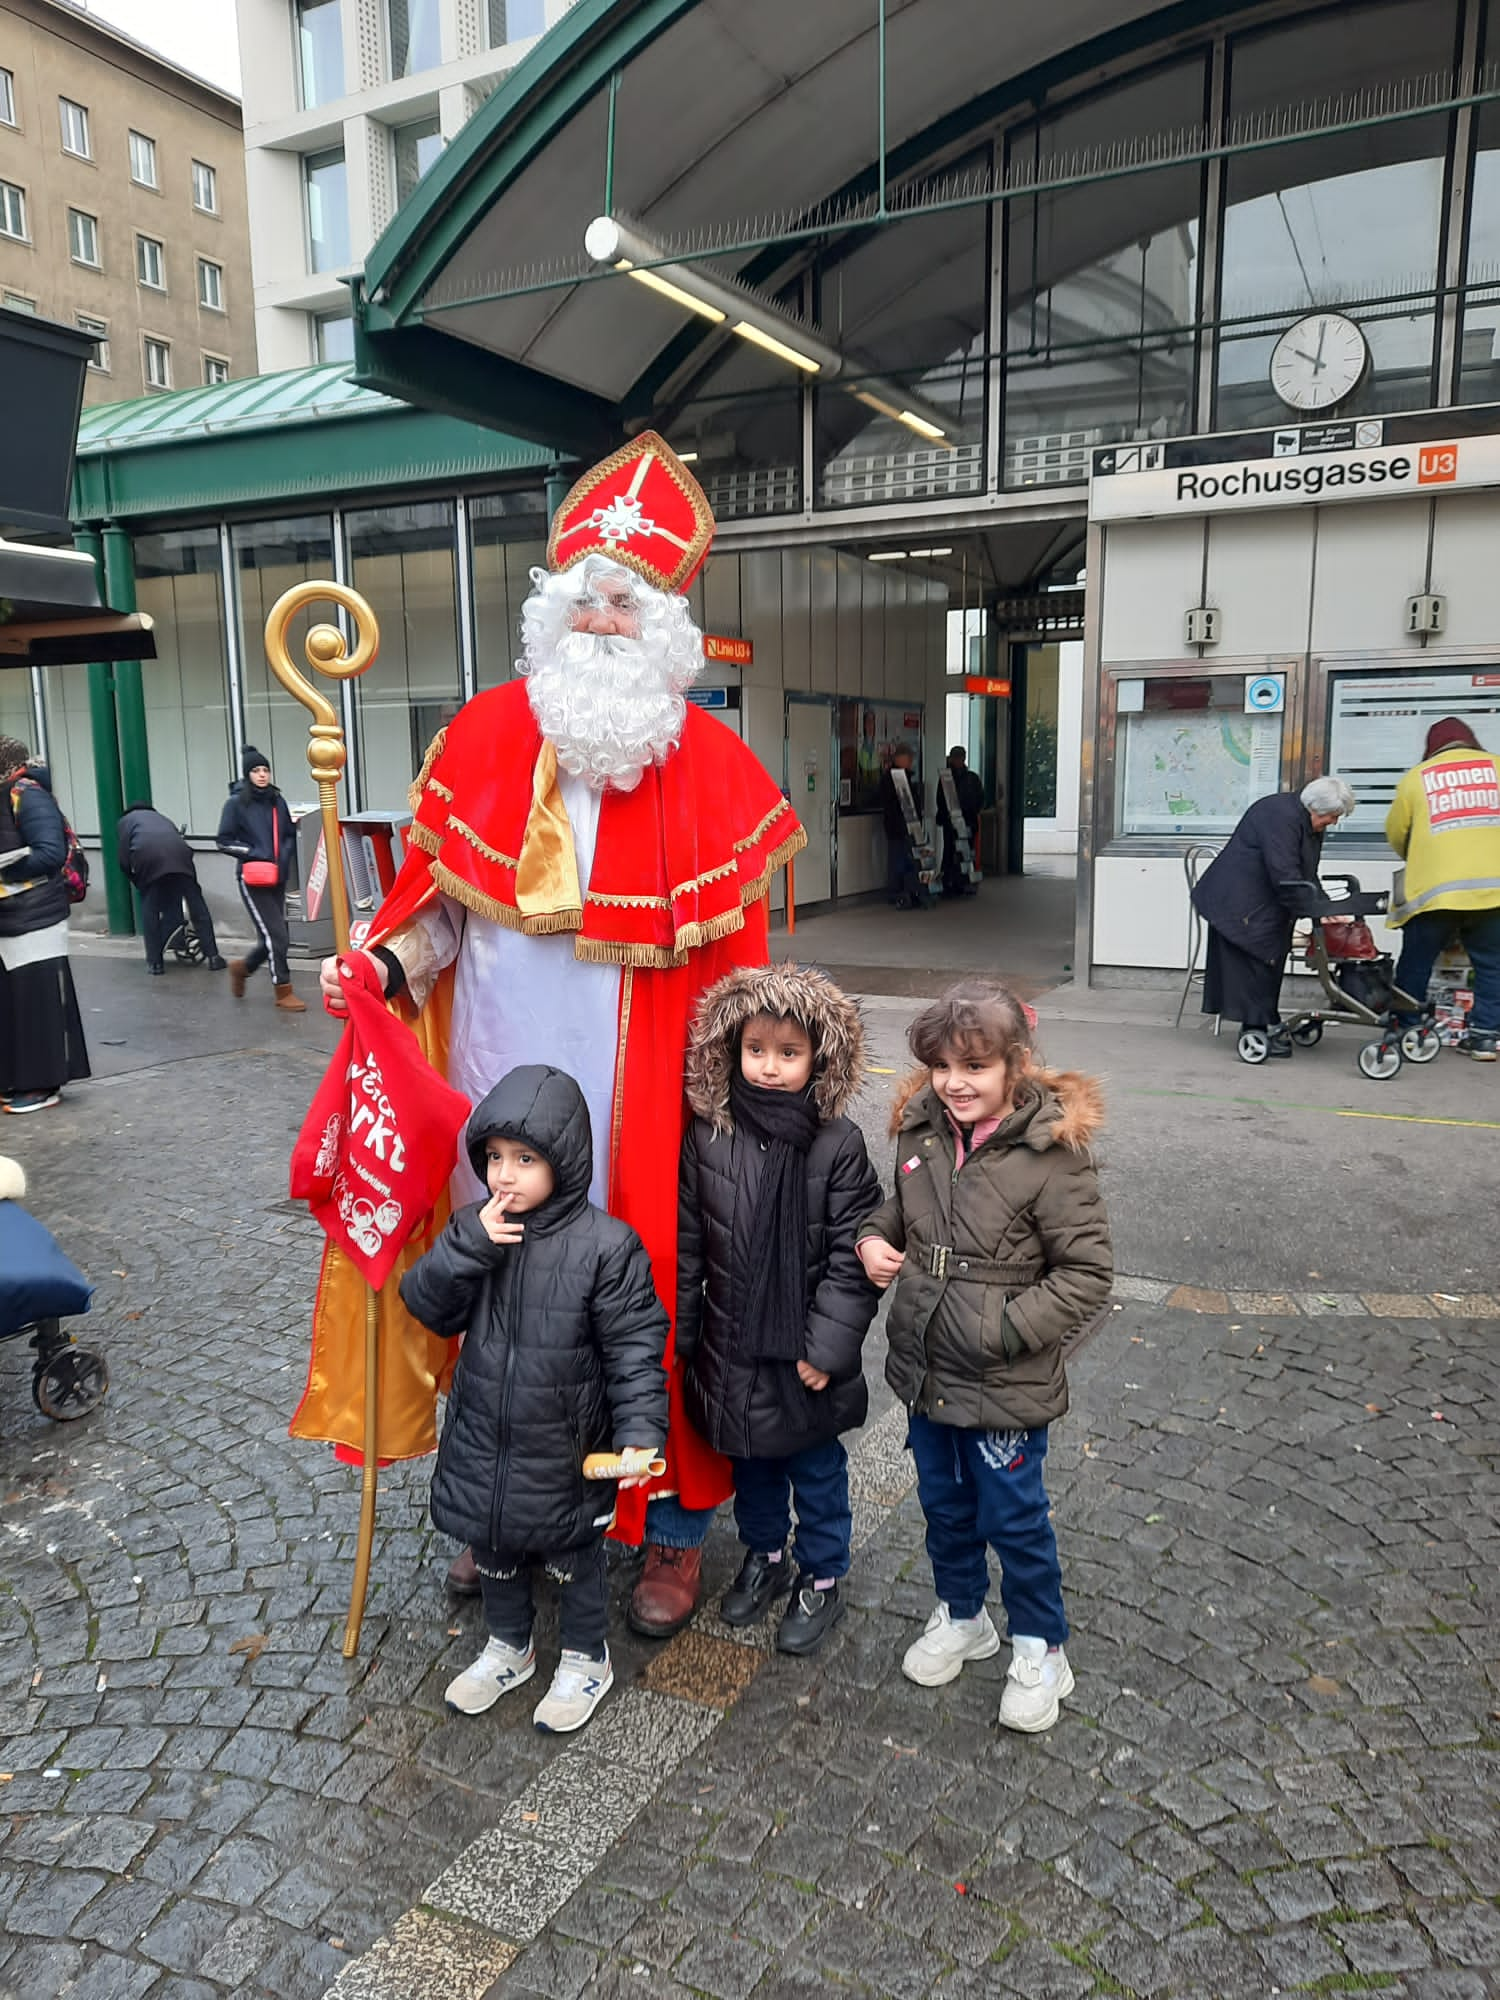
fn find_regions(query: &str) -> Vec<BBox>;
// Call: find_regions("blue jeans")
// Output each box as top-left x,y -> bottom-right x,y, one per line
1394,905 -> 1500,1036
646,1492 -> 716,1550
908,1413 -> 1068,1645
731,1438 -> 851,1580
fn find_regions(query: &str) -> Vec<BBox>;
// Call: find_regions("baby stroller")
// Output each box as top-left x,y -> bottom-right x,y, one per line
0,1157 -> 109,1419
1247,874 -> 1443,1082
163,895 -> 208,965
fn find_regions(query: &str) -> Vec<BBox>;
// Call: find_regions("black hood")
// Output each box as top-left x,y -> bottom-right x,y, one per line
465,1065 -> 593,1232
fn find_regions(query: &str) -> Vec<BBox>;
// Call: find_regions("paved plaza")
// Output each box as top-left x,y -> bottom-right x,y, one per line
0,930 -> 1495,1998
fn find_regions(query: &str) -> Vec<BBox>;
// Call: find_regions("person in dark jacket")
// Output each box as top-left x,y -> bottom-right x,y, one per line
117,803 -> 225,975
215,747 -> 305,1011
936,746 -> 984,897
858,979 -> 1112,1734
1191,777 -> 1354,1056
0,736 -> 89,1115
400,1065 -> 668,1733
877,745 -> 924,907
677,964 -> 881,1656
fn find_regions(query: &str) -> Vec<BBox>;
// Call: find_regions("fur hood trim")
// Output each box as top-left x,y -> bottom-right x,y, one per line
0,1155 -> 24,1202
687,963 -> 866,1133
890,1065 -> 1104,1153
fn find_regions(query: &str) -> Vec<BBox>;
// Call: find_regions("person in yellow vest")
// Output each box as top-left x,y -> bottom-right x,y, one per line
1385,717 -> 1500,1062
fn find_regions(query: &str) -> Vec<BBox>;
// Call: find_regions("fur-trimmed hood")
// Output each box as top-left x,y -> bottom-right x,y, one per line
0,1155 -> 25,1202
686,963 -> 867,1134
891,1065 -> 1104,1154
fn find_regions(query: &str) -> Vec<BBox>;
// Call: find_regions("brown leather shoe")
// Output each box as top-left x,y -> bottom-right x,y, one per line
447,1547 -> 481,1597
228,958 -> 248,999
627,1544 -> 702,1638
274,983 -> 307,1012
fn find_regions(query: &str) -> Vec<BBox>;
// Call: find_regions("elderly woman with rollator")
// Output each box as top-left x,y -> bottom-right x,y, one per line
1191,777 -> 1355,1055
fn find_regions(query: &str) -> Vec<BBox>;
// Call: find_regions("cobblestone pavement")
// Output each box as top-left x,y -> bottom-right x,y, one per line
0,957 -> 1495,1997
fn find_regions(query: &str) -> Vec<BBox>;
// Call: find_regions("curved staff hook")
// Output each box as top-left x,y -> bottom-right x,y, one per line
263,580 -> 384,1658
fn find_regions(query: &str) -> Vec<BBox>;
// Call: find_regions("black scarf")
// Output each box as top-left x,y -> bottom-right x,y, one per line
729,1074 -> 820,1363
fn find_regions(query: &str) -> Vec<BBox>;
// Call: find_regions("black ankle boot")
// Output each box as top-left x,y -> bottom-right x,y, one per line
720,1548 -> 793,1627
776,1575 -> 845,1656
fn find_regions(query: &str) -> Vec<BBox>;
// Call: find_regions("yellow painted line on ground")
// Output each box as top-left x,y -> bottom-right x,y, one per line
1122,1084 -> 1500,1130
869,1065 -> 896,1074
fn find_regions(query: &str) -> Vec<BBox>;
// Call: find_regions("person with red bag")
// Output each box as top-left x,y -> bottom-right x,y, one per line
216,747 -> 305,1012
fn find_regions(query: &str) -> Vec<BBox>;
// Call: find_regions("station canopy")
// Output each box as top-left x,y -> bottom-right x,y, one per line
354,0 -> 1221,472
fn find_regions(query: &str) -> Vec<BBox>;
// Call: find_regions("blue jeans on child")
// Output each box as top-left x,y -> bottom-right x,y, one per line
645,1493 -> 716,1550
731,1438 -> 851,1578
907,1413 -> 1068,1645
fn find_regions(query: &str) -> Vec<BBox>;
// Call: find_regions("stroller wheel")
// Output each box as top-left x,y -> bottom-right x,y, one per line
1399,1024 -> 1442,1065
1236,1028 -> 1270,1065
32,1344 -> 109,1420
1289,1018 -> 1323,1047
1357,1039 -> 1403,1082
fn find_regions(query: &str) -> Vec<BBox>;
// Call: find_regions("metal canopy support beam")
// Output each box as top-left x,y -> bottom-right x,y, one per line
102,524 -> 150,811
73,526 -> 132,935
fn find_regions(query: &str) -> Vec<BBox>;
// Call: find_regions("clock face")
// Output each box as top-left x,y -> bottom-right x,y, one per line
1269,313 -> 1369,412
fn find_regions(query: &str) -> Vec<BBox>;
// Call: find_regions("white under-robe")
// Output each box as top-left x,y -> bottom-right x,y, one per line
388,770 -> 622,1207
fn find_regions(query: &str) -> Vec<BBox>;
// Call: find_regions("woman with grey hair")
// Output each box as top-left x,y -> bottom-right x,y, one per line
1192,777 -> 1355,1057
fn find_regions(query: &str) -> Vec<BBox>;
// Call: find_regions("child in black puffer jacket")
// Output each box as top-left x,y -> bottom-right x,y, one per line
400,1065 -> 668,1735
678,964 -> 880,1656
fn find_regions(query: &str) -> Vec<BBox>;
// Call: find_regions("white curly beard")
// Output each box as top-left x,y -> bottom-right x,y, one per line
518,556 -> 704,792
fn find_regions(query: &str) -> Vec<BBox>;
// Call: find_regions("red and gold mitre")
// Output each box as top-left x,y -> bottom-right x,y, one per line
546,431 -> 715,596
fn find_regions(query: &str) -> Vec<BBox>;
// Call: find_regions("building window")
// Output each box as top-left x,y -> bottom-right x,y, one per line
143,337 -> 171,390
77,314 -> 109,372
198,258 -> 224,311
203,353 -> 229,386
234,516 -> 337,803
387,0 -> 442,79
0,182 -> 27,240
134,526 -> 234,836
393,117 -> 443,208
304,148 -> 350,273
471,490 -> 549,690
486,0 -> 546,45
296,0 -> 345,109
347,500 -> 461,807
192,159 -> 218,213
68,208 -> 100,268
0,68 -> 15,127
128,130 -> 158,188
137,235 -> 165,290
3,291 -> 36,314
314,310 -> 355,362
59,98 -> 90,158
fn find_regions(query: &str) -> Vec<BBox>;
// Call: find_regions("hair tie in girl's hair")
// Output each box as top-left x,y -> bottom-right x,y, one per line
1022,1002 -> 1039,1030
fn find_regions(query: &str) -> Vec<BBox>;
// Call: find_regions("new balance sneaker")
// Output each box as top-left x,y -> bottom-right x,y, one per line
998,1637 -> 1074,1733
445,1635 -> 536,1715
534,1647 -> 613,1733
901,1602 -> 1002,1687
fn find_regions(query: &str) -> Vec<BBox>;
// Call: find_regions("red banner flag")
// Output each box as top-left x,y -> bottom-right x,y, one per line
290,954 -> 470,1289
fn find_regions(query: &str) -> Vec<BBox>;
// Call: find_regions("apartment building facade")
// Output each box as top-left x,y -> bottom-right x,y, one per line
237,0 -> 571,371
0,0 -> 254,403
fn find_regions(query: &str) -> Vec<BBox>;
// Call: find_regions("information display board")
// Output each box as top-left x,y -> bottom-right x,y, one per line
1327,667 -> 1500,837
1118,686 -> 1282,836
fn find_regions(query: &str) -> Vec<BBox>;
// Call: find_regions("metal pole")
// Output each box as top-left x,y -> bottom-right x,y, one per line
102,523 -> 151,810
604,68 -> 619,216
74,526 -> 132,935
262,579 -> 383,1658
876,0 -> 887,218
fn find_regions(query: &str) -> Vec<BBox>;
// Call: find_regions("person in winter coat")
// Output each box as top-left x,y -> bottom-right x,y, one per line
1385,717 -> 1500,1061
116,803 -> 225,975
677,964 -> 881,1656
0,736 -> 90,1115
215,747 -> 305,1012
1191,776 -> 1354,1055
936,747 -> 984,898
857,979 -> 1112,1734
877,746 -> 924,908
400,1065 -> 668,1733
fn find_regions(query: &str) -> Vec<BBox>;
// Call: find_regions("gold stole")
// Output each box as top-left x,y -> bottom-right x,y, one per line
513,740 -> 582,927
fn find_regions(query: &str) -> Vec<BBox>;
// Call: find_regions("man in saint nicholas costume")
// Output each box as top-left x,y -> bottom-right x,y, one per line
295,434 -> 805,1638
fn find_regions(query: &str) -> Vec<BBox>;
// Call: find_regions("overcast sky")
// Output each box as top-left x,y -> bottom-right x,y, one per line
84,0 -> 243,98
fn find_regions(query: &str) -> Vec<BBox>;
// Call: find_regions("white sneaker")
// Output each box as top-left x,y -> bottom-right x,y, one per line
901,1603 -> 1002,1687
998,1636 -> 1074,1733
533,1647 -> 613,1734
445,1635 -> 536,1715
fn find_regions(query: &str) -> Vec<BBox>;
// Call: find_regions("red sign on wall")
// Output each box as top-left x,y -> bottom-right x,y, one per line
964,675 -> 1013,698
704,634 -> 753,665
